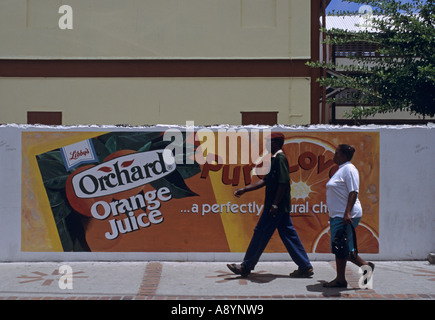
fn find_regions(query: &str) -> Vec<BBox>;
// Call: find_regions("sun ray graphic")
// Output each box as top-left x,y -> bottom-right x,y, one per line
291,180 -> 312,200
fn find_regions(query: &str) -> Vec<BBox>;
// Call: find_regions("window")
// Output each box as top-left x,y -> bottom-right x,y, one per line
335,41 -> 378,57
27,111 -> 62,125
241,111 -> 278,125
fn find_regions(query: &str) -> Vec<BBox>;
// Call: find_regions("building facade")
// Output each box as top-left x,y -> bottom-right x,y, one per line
0,0 -> 327,126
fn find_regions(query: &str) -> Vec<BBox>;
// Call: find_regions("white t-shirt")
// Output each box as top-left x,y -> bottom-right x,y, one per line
326,161 -> 362,218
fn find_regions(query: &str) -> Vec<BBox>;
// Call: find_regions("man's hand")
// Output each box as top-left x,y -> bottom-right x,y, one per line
234,188 -> 245,198
343,211 -> 352,225
270,204 -> 279,217
233,179 -> 266,198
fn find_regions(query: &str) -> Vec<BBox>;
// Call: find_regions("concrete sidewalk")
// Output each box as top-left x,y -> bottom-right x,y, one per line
0,261 -> 433,300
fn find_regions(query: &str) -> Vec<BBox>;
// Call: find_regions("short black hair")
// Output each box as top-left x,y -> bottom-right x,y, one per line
338,144 -> 355,161
271,138 -> 284,149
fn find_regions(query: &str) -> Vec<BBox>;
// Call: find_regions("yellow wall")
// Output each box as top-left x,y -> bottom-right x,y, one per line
0,77 -> 311,125
0,0 -> 311,59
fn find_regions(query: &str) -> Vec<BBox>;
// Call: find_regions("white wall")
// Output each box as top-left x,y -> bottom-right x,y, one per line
378,127 -> 435,259
0,124 -> 434,261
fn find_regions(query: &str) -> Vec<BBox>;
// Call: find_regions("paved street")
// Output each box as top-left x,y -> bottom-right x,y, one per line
0,260 -> 433,300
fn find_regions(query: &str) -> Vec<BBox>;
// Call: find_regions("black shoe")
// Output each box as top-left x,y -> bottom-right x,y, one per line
227,263 -> 250,278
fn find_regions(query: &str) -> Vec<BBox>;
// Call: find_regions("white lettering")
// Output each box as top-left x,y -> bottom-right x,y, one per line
172,304 -> 205,317
163,121 -> 271,169
91,200 -> 111,220
87,186 -> 172,240
58,5 -> 73,30
359,265 -> 374,289
58,265 -> 73,290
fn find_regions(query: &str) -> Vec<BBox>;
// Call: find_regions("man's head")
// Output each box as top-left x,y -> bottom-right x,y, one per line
267,132 -> 285,154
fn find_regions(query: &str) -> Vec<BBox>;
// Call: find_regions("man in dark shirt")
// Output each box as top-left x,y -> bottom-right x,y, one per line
227,132 -> 313,278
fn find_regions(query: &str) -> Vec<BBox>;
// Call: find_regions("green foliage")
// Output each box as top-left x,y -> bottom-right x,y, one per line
308,0 -> 435,120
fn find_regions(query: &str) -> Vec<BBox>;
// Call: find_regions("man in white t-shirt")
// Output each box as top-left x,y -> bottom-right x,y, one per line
324,144 -> 374,288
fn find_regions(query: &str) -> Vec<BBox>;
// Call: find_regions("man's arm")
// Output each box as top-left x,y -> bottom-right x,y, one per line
234,179 -> 266,197
268,183 -> 286,216
272,183 -> 286,207
343,191 -> 358,225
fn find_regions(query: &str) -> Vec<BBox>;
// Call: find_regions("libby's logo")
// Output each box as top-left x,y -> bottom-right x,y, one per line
69,149 -> 175,199
69,148 -> 90,160
61,139 -> 98,171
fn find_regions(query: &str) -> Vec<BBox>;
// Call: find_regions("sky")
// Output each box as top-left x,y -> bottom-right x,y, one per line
326,0 -> 362,14
326,0 -> 425,14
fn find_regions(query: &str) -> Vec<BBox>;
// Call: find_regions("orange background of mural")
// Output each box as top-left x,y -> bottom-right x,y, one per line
21,131 -> 379,253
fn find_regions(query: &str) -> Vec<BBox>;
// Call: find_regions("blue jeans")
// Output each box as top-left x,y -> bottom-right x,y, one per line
242,209 -> 312,272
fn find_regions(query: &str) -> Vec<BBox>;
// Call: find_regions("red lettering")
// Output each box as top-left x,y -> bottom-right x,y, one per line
243,163 -> 255,185
200,155 -> 223,179
222,165 -> 241,186
199,150 -> 339,185
69,148 -> 90,160
318,154 -> 335,174
298,151 -> 317,170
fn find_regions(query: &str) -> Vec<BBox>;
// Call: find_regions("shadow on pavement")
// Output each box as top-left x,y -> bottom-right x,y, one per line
306,280 -> 356,297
